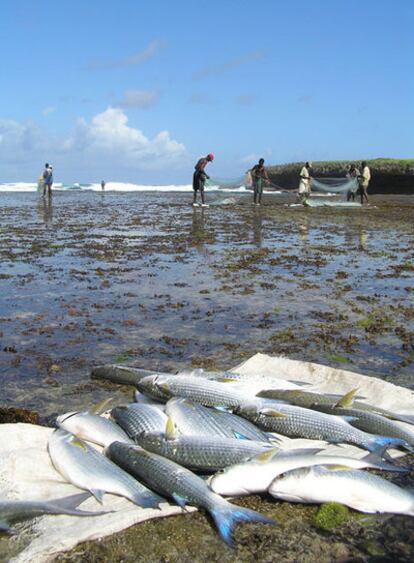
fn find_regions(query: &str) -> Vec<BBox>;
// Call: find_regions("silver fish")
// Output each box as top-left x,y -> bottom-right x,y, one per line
0,493 -> 107,532
91,365 -> 164,386
209,449 -> 405,496
57,411 -> 133,448
311,405 -> 414,448
136,432 -> 278,472
136,375 -> 256,409
237,403 -> 408,453
258,388 -> 414,426
48,429 -> 163,508
111,404 -> 168,438
106,441 -> 275,546
165,398 -> 271,442
269,466 -> 414,515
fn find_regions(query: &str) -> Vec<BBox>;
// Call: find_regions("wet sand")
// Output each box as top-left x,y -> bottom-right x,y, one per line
1,190 -> 413,561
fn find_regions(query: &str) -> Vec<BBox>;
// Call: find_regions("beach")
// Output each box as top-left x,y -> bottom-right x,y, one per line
1,189 -> 414,561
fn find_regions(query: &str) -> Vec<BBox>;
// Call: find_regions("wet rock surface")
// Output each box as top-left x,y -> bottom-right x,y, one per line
0,190 -> 413,561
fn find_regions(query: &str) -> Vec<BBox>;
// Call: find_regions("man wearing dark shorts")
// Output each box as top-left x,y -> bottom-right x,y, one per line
193,153 -> 214,207
251,158 -> 269,205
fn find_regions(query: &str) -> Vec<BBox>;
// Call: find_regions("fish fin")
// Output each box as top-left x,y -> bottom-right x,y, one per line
369,436 -> 414,456
69,436 -> 88,450
47,492 -> 91,509
322,464 -> 354,471
215,377 -> 238,383
211,503 -> 275,546
362,452 -> 408,473
339,416 -> 358,422
133,492 -> 165,509
335,388 -> 358,408
91,397 -> 113,415
260,408 -> 287,418
165,416 -> 179,440
250,448 -> 280,463
232,431 -> 250,441
159,383 -> 170,393
90,488 -> 105,504
172,493 -> 189,509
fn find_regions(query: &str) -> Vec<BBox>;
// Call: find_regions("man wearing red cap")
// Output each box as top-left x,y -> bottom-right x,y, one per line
192,153 -> 214,207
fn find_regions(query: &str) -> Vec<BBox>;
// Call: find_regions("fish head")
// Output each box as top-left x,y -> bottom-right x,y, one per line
209,465 -> 255,496
136,375 -> 170,400
135,431 -> 165,451
269,467 -> 314,501
56,411 -> 81,427
236,401 -> 260,419
110,406 -> 129,425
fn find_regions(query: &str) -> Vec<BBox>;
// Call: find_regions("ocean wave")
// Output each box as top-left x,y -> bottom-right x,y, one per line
0,182 -> 257,193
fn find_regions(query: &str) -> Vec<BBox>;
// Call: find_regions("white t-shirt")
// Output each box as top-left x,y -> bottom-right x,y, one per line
298,166 -> 311,193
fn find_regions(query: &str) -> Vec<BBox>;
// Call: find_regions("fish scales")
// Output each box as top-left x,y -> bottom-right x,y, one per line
111,404 -> 168,438
136,433 -> 276,471
166,398 -> 270,441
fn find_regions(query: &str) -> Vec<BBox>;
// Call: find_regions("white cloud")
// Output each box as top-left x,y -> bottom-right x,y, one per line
193,51 -> 265,80
86,39 -> 165,71
42,106 -> 56,116
0,107 -> 187,180
117,89 -> 160,108
63,107 -> 187,169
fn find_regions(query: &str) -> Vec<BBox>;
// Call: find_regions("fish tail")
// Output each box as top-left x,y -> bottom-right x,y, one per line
362,452 -> 408,473
130,491 -> 165,509
368,435 -> 414,456
211,502 -> 275,546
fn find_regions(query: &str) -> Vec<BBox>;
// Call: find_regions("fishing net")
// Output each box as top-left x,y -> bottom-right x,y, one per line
311,177 -> 358,194
205,175 -> 247,189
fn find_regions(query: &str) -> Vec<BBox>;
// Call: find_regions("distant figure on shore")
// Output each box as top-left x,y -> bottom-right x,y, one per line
251,158 -> 269,206
193,153 -> 214,208
346,164 -> 360,201
101,180 -> 106,191
358,161 -> 371,204
298,161 -> 313,203
42,163 -> 53,198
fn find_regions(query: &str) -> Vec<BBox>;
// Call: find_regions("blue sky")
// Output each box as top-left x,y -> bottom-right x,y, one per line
0,0 -> 413,183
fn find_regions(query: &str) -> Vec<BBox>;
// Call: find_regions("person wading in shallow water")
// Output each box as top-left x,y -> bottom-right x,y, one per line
193,153 -> 214,208
251,158 -> 269,205
346,164 -> 360,201
298,161 -> 313,203
358,161 -> 371,204
42,163 -> 53,198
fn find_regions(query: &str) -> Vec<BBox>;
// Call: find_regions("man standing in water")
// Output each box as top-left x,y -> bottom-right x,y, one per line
346,164 -> 360,201
251,158 -> 269,205
42,163 -> 53,198
101,180 -> 106,191
193,153 -> 214,207
358,161 -> 371,204
298,161 -> 313,203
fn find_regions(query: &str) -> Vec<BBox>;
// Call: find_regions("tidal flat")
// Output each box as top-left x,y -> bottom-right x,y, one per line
0,190 -> 413,561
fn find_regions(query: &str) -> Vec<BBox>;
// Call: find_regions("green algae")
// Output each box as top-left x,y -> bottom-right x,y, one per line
312,503 -> 350,530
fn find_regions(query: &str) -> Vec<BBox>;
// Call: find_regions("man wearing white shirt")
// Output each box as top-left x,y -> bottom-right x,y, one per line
298,161 -> 313,203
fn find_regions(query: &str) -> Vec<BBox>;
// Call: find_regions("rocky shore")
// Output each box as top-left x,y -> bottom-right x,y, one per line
267,158 -> 414,194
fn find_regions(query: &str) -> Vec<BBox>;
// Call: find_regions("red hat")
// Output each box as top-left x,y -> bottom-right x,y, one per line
207,153 -> 215,161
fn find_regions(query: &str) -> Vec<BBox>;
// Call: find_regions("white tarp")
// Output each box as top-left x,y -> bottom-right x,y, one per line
1,353 -> 413,562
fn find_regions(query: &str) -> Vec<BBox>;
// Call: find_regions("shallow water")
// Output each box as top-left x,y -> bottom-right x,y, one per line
0,191 -> 413,420
1,190 -> 414,562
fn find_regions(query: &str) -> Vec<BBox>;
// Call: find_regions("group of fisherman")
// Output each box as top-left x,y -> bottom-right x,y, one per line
193,155 -> 372,207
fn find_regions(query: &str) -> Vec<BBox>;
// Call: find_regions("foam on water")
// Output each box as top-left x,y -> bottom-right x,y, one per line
0,182 -> 263,194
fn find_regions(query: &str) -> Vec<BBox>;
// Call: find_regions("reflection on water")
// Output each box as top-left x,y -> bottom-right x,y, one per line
359,229 -> 369,251
252,208 -> 263,247
190,208 -> 207,253
37,198 -> 53,226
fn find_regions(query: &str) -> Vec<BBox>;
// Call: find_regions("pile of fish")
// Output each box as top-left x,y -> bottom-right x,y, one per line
4,365 -> 414,546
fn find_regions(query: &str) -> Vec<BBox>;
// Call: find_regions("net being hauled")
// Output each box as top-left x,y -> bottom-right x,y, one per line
311,177 -> 358,194
205,175 -> 247,189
